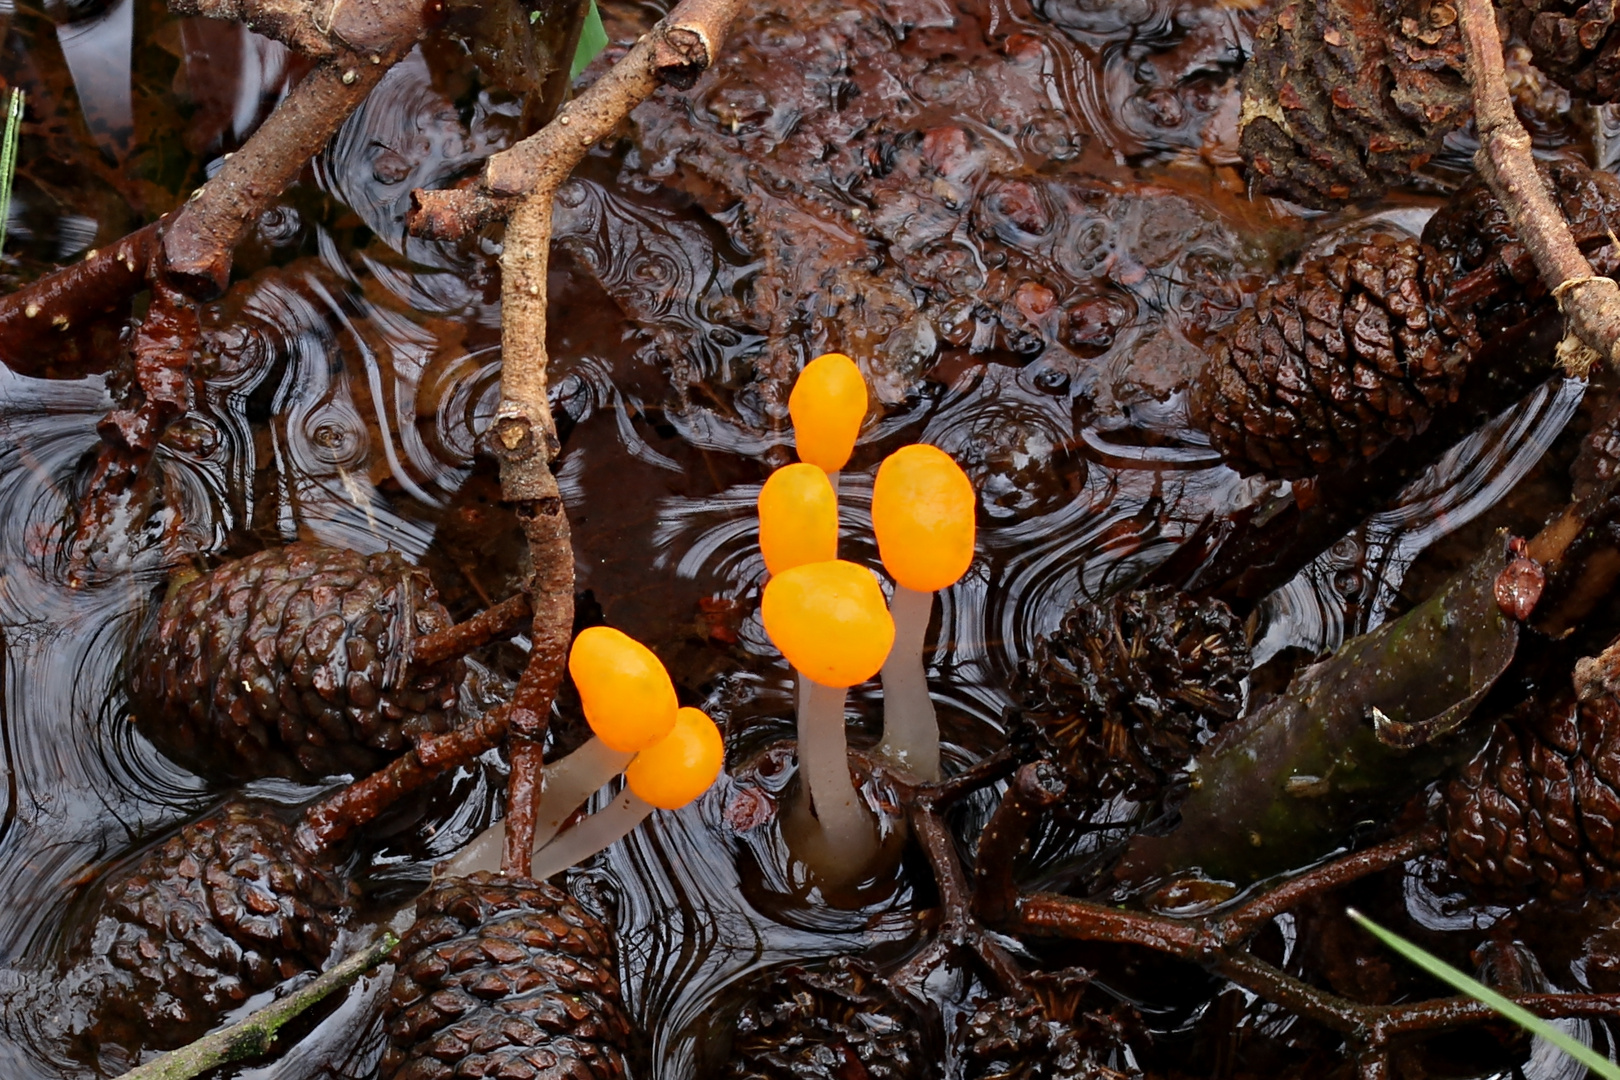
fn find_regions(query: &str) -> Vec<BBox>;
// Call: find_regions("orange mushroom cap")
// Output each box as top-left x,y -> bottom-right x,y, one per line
871,444 -> 976,593
626,706 -> 725,810
758,463 -> 838,576
789,353 -> 867,473
568,626 -> 679,753
761,559 -> 895,688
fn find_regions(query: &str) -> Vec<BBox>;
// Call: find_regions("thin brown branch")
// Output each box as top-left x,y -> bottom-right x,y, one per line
411,592 -> 534,667
1215,825 -> 1444,942
971,761 -> 1066,927
162,42 -> 419,297
0,222 -> 162,373
300,706 -> 510,852
1459,0 -> 1620,374
465,0 -> 746,874
167,0 -> 338,57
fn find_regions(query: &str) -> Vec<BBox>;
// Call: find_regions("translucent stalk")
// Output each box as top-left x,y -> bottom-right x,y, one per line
876,583 -> 939,780
530,789 -> 653,880
436,737 -> 636,879
798,677 -> 878,863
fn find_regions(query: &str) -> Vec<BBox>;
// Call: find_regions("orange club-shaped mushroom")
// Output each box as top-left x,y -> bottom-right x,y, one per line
530,706 -> 725,880
762,559 -> 895,866
441,626 -> 683,874
789,352 -> 868,477
871,444 -> 976,781
757,462 -> 839,575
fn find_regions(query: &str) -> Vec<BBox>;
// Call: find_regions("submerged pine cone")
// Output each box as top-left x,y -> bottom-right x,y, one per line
1503,0 -> 1620,101
1011,588 -> 1248,809
1446,640 -> 1620,901
130,542 -> 464,782
76,800 -> 352,1050
1423,159 -> 1620,330
958,969 -> 1142,1080
381,872 -> 631,1080
1239,0 -> 1470,208
1189,234 -> 1480,479
727,958 -> 929,1080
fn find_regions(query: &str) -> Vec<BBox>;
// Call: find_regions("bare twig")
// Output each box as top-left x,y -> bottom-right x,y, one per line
411,592 -> 535,667
300,706 -> 511,851
0,222 -> 161,372
1459,0 -> 1620,375
441,0 -> 748,874
115,931 -> 398,1080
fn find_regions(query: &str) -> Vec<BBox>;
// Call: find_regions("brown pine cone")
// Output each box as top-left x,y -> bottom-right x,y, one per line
1502,0 -> 1620,101
1011,588 -> 1248,810
1446,640 -> 1620,900
129,542 -> 464,782
75,800 -> 352,1050
1423,158 -> 1620,331
1188,234 -> 1480,479
958,969 -> 1142,1080
726,958 -> 929,1080
380,872 -> 631,1080
1239,0 -> 1470,208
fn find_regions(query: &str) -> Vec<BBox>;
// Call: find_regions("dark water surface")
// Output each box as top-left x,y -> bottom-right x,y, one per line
0,0 -> 1608,1075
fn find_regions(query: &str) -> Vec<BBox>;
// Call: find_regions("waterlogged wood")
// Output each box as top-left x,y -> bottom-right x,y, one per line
1120,535 -> 1518,885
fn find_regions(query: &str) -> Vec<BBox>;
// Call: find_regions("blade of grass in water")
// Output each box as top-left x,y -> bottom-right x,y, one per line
0,89 -> 23,256
570,0 -> 608,80
1347,907 -> 1620,1079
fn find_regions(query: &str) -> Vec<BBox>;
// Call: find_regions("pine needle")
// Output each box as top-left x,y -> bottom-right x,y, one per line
1347,907 -> 1620,1080
0,88 -> 24,257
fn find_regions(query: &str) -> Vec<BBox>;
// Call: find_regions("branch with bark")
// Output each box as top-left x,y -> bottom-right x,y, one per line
1459,0 -> 1620,375
397,0 -> 750,874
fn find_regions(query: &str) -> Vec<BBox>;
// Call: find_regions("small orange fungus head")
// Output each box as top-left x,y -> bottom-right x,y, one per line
872,443 -> 976,593
626,707 -> 725,810
761,559 -> 895,688
758,463 -> 838,576
789,353 -> 867,473
568,626 -> 679,753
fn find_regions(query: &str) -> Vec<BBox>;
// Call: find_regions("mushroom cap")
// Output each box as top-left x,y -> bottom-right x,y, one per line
626,707 -> 724,810
568,626 -> 679,753
758,463 -> 839,576
789,353 -> 867,473
872,444 -> 976,593
761,560 -> 895,687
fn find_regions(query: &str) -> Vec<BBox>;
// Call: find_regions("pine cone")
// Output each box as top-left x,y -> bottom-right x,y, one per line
130,542 -> 464,782
1011,589 -> 1248,810
958,970 -> 1142,1080
381,872 -> 631,1080
1446,640 -> 1620,900
727,958 -> 929,1080
1189,234 -> 1480,479
1239,0 -> 1470,208
1422,158 -> 1620,332
1502,0 -> 1620,101
76,800 -> 352,1050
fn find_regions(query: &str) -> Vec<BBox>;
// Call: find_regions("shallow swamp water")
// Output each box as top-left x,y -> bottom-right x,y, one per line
0,0 -> 1618,1075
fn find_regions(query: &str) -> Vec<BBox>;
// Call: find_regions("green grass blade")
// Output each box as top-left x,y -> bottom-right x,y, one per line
570,0 -> 608,81
0,89 -> 24,257
1347,907 -> 1620,1080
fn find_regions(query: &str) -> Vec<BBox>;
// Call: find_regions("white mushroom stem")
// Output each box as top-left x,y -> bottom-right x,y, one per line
437,736 -> 636,879
876,583 -> 939,781
798,676 -> 878,860
530,788 -> 655,880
